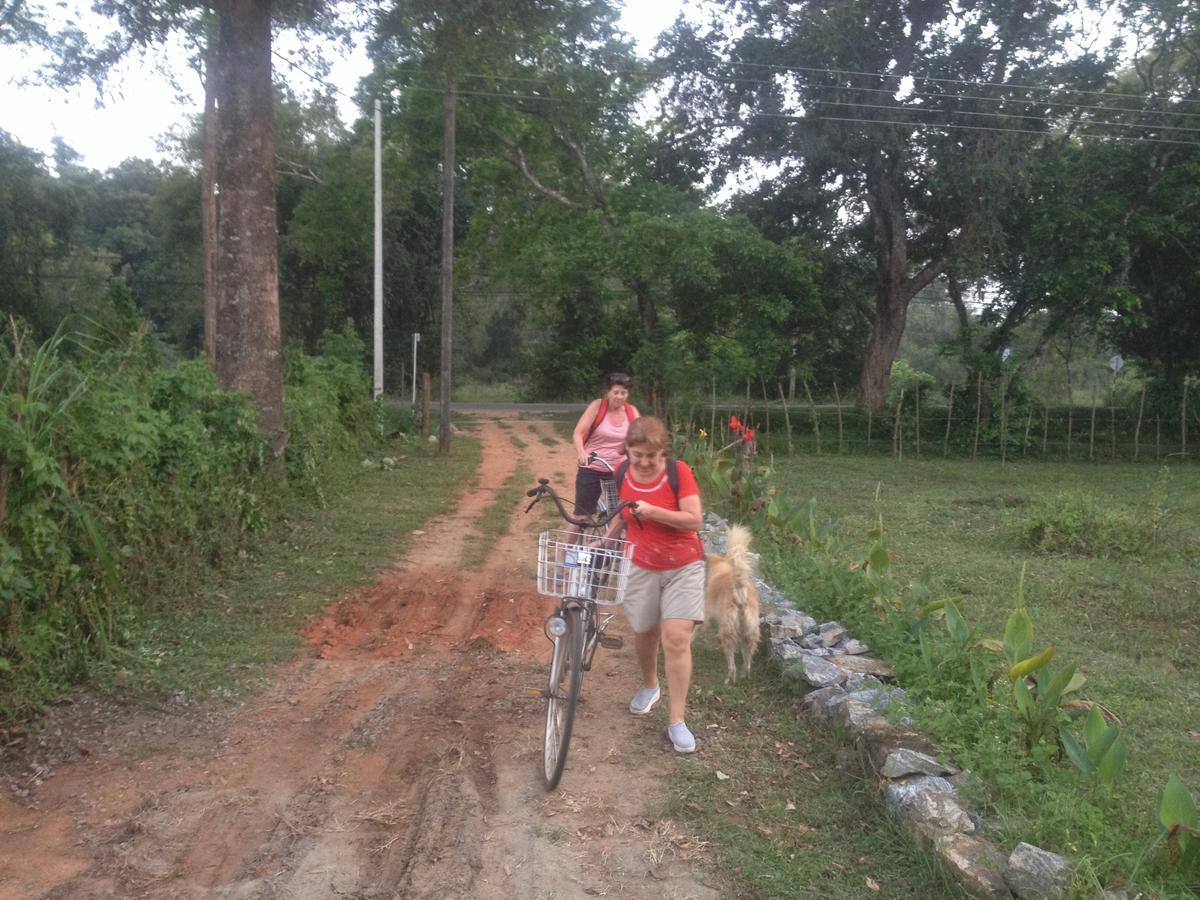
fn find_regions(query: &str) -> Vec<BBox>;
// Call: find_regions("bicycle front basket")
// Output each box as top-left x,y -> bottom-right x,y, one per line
536,530 -> 634,605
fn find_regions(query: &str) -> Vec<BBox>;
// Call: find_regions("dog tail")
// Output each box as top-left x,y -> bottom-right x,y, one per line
724,524 -> 756,608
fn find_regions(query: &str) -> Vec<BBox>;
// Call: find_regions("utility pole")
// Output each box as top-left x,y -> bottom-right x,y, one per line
373,98 -> 383,398
411,332 -> 420,407
437,70 -> 457,454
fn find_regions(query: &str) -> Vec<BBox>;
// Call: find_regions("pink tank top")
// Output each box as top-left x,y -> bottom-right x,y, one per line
584,408 -> 630,472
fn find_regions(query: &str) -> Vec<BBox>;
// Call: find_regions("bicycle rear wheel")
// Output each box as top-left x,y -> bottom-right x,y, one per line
543,605 -> 585,790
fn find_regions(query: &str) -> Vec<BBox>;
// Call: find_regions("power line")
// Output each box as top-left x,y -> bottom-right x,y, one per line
807,114 -> 1200,147
722,59 -> 1200,108
809,98 -> 1200,136
272,48 -> 1200,147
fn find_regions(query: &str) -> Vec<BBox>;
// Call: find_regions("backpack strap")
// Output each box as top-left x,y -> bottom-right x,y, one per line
615,457 -> 680,499
584,397 -> 609,444
586,400 -> 639,444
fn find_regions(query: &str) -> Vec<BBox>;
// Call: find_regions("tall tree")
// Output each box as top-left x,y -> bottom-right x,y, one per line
663,0 -> 1118,410
24,0 -> 344,454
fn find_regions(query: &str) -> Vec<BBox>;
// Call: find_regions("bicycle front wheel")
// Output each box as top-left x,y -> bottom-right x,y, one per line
543,606 -> 585,790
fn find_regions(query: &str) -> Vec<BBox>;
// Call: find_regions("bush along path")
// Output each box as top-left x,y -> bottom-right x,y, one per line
698,509 -> 1137,900
0,410 -> 961,899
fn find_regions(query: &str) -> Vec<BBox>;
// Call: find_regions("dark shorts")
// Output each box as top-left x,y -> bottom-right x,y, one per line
574,467 -> 613,516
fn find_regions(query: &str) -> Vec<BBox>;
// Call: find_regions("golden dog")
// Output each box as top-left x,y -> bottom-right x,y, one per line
701,524 -> 761,683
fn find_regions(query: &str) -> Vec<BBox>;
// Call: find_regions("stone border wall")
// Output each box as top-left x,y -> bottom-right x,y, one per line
699,514 -> 1127,900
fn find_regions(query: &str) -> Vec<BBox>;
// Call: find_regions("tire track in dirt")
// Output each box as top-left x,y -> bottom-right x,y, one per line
1,414 -> 719,900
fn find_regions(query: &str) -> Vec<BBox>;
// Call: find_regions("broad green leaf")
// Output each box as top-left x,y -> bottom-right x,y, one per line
1063,671 -> 1087,695
1160,776 -> 1199,830
1060,729 -> 1095,777
1082,705 -> 1108,750
921,598 -> 947,617
1009,645 -> 1056,683
1097,735 -> 1128,787
1003,603 -> 1034,668
1040,663 -> 1077,711
867,542 -> 889,575
944,600 -> 970,645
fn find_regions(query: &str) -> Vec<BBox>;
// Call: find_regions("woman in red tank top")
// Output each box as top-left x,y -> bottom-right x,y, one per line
607,416 -> 705,754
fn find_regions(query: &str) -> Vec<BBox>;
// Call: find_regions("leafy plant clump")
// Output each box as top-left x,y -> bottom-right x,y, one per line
1020,491 -> 1148,557
0,319 -> 387,720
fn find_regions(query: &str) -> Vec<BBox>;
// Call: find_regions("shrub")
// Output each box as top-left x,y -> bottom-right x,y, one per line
1020,492 -> 1147,557
0,318 -> 381,719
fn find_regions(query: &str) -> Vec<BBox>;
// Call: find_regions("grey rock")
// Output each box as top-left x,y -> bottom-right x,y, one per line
1003,843 -> 1073,899
764,609 -> 816,640
769,637 -> 807,662
904,792 -> 978,846
880,747 -> 955,779
837,697 -> 890,732
936,833 -> 1014,898
800,633 -> 825,650
843,639 -> 871,655
859,726 -> 944,777
829,654 -> 895,678
818,622 -> 848,646
884,775 -> 957,817
801,686 -> 849,721
787,652 -> 849,689
843,674 -> 884,693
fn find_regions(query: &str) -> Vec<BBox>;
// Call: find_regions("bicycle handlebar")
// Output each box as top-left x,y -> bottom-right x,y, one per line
524,478 -> 640,529
584,451 -> 617,474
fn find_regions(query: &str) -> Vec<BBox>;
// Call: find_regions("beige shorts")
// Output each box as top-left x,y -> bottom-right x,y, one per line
623,560 -> 706,634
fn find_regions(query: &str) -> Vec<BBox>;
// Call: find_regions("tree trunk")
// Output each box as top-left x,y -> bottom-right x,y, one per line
857,160 -> 955,412
857,161 -> 910,412
213,0 -> 285,456
201,31 -> 220,365
437,71 -> 457,455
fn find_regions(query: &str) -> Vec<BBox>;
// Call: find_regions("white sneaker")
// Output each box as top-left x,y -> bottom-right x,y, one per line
668,721 -> 696,753
629,685 -> 661,716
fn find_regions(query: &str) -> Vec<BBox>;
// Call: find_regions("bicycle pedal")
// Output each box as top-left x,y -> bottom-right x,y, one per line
523,687 -> 547,699
598,636 -> 624,650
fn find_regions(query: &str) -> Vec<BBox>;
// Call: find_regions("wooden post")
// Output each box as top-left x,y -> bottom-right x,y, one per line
760,375 -> 772,435
972,372 -> 982,460
1134,382 -> 1146,461
803,380 -> 821,456
1110,394 -> 1117,461
1182,378 -> 1190,459
422,372 -> 431,433
914,388 -> 921,457
1066,382 -> 1074,460
833,382 -> 845,454
1042,405 -> 1049,457
710,377 -> 717,451
744,377 -> 751,425
893,388 -> 905,460
1156,415 -> 1161,460
778,382 -> 795,456
1089,381 -> 1098,461
943,383 -> 955,457
867,409 -> 873,452
1023,408 -> 1033,458
1000,377 -> 1009,465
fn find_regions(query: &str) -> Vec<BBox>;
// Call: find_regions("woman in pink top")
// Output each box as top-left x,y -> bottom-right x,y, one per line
570,372 -> 639,518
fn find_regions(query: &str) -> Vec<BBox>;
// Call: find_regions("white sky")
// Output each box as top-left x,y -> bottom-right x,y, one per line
0,1 -> 689,171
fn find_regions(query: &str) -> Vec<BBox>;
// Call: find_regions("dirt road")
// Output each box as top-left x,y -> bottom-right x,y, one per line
0,415 -> 719,899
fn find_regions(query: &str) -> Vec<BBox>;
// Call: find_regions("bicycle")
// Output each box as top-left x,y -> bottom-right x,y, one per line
524,478 -> 639,790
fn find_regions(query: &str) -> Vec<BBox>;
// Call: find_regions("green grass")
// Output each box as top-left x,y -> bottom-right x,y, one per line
762,453 -> 1200,894
461,462 -> 533,569
98,435 -> 482,702
667,643 -> 958,898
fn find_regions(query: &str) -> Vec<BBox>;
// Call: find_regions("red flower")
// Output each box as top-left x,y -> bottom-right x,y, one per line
729,415 -> 744,432
742,428 -> 756,442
